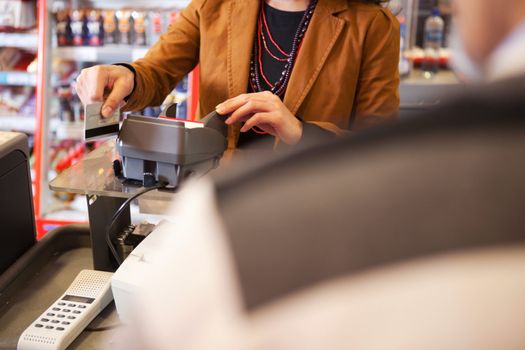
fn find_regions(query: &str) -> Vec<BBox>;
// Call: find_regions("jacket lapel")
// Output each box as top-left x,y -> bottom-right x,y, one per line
227,0 -> 259,98
283,0 -> 347,115
227,0 -> 259,148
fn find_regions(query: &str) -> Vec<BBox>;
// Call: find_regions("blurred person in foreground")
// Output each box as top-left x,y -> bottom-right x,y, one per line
109,1 -> 525,350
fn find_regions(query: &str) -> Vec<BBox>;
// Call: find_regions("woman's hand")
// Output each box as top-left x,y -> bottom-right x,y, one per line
216,91 -> 303,145
75,65 -> 135,118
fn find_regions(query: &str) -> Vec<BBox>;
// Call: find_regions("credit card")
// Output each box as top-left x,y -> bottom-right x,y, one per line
84,102 -> 120,141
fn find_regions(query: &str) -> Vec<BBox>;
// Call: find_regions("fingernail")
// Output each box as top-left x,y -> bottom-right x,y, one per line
216,104 -> 225,114
102,106 -> 113,117
225,118 -> 232,125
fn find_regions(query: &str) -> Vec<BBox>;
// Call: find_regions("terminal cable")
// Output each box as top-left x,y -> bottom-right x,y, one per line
106,181 -> 168,266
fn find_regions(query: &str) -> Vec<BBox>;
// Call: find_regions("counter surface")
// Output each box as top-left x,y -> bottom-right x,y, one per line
49,141 -> 175,203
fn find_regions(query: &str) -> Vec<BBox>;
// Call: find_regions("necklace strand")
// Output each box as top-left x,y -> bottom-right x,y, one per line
261,6 -> 290,58
250,0 -> 317,96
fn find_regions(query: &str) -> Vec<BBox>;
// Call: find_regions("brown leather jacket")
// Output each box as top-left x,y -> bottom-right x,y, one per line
125,0 -> 400,149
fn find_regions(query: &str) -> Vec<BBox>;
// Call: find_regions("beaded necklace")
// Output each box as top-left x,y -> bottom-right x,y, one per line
250,0 -> 318,97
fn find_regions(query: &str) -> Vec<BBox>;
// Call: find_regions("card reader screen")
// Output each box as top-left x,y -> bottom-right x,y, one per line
62,295 -> 95,304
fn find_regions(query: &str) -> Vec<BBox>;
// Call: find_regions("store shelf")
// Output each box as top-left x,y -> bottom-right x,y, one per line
0,32 -> 38,50
53,120 -> 84,141
74,0 -> 190,9
400,70 -> 466,116
401,69 -> 460,86
0,114 -> 35,133
55,46 -> 148,63
0,71 -> 37,86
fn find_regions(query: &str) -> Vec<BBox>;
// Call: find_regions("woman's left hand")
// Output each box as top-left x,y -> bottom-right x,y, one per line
216,91 -> 303,145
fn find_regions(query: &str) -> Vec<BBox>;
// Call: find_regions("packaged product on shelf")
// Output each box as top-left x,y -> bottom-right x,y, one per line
132,11 -> 147,46
71,9 -> 87,46
398,15 -> 411,78
0,48 -> 22,70
176,97 -> 187,119
0,0 -> 37,31
142,106 -> 161,117
167,11 -> 180,25
54,142 -> 85,174
86,9 -> 104,46
68,89 -> 84,123
148,10 -> 164,45
57,86 -> 74,122
116,10 -> 132,45
18,93 -> 35,116
0,86 -> 33,112
103,10 -> 118,45
55,9 -> 72,46
176,76 -> 189,119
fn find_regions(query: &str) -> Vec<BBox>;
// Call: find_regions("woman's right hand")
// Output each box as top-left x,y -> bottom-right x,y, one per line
75,65 -> 135,118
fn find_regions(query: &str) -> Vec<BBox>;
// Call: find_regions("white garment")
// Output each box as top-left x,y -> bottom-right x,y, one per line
486,20 -> 525,81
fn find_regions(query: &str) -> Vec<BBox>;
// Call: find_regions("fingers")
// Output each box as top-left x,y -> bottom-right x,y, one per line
240,112 -> 275,132
76,66 -> 106,105
216,94 -> 248,115
225,99 -> 269,125
89,67 -> 108,103
75,65 -> 134,117
216,91 -> 274,115
101,77 -> 133,117
216,91 -> 302,144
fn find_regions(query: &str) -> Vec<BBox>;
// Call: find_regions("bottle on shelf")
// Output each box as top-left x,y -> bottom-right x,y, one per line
398,15 -> 411,78
422,7 -> 445,79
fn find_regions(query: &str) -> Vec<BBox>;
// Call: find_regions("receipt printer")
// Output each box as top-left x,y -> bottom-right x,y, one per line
115,111 -> 228,187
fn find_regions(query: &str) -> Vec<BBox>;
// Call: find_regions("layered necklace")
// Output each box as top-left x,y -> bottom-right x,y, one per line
249,0 -> 318,98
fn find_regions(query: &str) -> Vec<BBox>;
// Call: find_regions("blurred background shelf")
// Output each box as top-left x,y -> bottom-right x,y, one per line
0,32 -> 38,50
69,0 -> 190,9
53,120 -> 84,141
54,46 -> 148,63
0,114 -> 35,133
0,71 -> 37,86
400,70 -> 465,118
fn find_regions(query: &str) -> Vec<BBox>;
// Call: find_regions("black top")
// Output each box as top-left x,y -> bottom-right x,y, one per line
238,4 -> 305,148
256,4 -> 305,91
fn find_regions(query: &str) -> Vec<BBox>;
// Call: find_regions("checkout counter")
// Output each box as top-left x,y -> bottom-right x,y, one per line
0,112 -> 228,349
0,71 -> 467,349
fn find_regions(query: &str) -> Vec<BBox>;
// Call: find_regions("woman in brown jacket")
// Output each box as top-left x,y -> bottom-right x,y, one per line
76,0 -> 399,149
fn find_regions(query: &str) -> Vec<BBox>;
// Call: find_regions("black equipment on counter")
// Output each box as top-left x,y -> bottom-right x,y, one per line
115,109 -> 228,188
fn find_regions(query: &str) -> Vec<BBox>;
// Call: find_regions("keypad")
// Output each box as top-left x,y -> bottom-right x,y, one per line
33,302 -> 88,334
34,303 -> 86,333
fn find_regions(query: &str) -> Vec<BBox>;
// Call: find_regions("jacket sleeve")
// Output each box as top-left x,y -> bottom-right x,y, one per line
123,0 -> 204,112
352,8 -> 400,130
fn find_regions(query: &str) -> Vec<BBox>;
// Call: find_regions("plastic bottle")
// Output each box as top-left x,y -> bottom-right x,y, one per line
398,15 -> 411,78
422,7 -> 445,78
